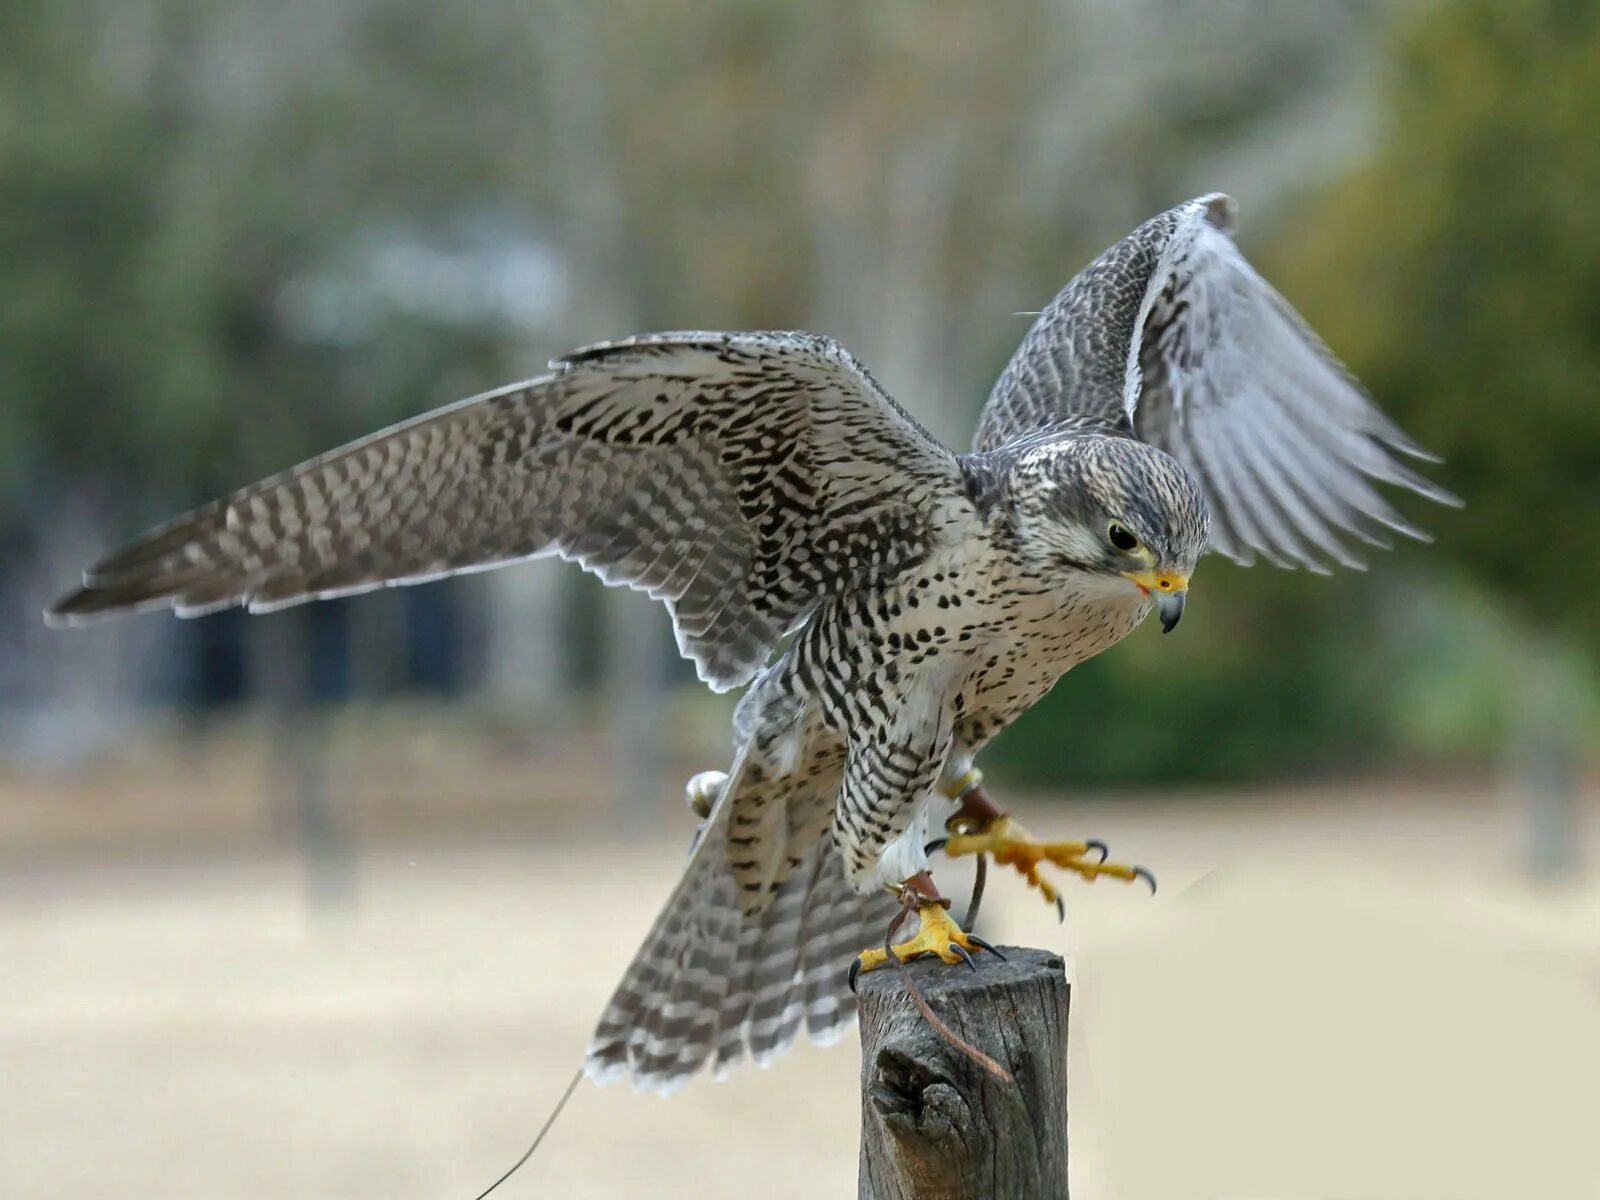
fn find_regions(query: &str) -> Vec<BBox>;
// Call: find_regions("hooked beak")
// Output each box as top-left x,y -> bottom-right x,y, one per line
1122,569 -> 1189,634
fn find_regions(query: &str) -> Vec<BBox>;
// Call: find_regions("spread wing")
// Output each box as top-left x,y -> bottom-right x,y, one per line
48,332 -> 963,691
976,194 -> 1459,571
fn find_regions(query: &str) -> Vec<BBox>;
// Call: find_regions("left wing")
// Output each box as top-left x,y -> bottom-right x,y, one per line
48,332 -> 964,691
976,194 -> 1459,571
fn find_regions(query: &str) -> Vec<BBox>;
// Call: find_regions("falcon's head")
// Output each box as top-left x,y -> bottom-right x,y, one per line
1009,435 -> 1210,632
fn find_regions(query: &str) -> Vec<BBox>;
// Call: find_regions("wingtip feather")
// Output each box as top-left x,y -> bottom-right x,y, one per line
44,584 -> 177,627
1430,482 -> 1465,509
42,591 -> 98,628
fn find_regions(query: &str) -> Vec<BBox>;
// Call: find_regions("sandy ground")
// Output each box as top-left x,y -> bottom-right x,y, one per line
2,784 -> 1597,1199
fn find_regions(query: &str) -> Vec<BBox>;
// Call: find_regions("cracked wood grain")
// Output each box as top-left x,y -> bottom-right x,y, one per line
856,946 -> 1069,1199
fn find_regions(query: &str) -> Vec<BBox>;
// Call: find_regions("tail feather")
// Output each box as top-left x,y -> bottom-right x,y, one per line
729,841 -> 883,1070
586,783 -> 898,1093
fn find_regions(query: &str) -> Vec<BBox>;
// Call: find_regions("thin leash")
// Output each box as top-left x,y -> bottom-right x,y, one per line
880,891 -> 1012,1084
470,1066 -> 583,1200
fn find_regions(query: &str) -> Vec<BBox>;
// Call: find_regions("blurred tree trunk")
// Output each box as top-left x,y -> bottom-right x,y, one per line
478,565 -> 567,716
1506,633 -> 1584,881
535,0 -> 670,823
851,134 -> 967,446
346,589 -> 409,697
4,491 -> 161,768
250,608 -> 353,908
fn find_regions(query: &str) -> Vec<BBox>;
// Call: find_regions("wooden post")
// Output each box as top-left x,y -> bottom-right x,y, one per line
856,946 -> 1069,1200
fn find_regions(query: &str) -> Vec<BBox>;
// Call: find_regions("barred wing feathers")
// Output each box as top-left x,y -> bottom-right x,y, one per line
48,332 -> 963,691
586,746 -> 901,1092
977,194 -> 1458,572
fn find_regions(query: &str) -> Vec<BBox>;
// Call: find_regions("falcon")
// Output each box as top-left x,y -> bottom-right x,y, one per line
47,194 -> 1457,1092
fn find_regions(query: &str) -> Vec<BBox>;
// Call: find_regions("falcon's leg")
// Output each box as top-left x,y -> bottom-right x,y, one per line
939,768 -> 1156,911
848,871 -> 1001,988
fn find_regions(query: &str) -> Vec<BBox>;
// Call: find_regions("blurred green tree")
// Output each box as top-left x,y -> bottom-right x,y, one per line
1273,0 -> 1600,653
994,0 -> 1600,790
0,0 -> 566,516
1259,0 -> 1598,870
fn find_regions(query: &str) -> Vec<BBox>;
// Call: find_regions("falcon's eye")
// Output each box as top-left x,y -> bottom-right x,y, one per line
1107,522 -> 1140,552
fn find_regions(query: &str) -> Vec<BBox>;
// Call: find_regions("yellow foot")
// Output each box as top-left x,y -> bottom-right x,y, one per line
848,900 -> 1001,991
942,815 -> 1156,912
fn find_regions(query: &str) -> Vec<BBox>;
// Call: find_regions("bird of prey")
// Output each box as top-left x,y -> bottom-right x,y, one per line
48,194 -> 1456,1092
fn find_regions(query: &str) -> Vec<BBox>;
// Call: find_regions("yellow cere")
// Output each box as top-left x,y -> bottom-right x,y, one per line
1120,568 -> 1190,594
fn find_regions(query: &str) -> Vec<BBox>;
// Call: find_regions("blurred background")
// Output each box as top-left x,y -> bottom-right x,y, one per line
2,1 -> 1596,1197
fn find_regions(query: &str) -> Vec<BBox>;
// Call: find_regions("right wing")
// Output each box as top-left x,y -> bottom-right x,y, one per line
48,332 -> 963,691
976,195 -> 1457,571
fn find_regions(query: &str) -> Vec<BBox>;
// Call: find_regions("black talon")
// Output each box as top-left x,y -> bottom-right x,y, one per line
924,837 -> 949,855
949,942 -> 977,972
1085,838 -> 1109,863
1054,894 -> 1065,923
1133,866 -> 1157,895
967,934 -> 1006,961
847,957 -> 862,993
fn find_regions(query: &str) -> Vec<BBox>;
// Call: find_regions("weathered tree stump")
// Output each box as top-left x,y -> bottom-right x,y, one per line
856,946 -> 1069,1199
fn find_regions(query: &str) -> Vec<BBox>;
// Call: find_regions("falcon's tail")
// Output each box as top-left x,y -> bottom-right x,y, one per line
585,771 -> 898,1093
